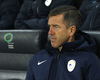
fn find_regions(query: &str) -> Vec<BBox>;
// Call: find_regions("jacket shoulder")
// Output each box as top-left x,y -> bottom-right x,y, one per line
31,49 -> 49,60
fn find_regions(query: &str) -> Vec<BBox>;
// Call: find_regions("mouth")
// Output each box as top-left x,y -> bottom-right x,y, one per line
50,37 -> 56,42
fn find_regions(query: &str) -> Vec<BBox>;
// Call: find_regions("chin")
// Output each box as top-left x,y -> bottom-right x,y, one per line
51,42 -> 59,48
51,44 -> 58,48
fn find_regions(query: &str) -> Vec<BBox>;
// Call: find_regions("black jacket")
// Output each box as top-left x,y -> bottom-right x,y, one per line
14,0 -> 74,30
26,31 -> 100,80
79,0 -> 100,30
0,0 -> 20,29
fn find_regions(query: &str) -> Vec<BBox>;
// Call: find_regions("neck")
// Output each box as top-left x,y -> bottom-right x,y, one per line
58,46 -> 63,52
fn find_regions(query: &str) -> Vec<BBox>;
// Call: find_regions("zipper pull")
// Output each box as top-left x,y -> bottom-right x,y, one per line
57,52 -> 60,60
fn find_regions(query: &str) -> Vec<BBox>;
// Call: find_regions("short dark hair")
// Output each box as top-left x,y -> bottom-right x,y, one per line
48,5 -> 82,30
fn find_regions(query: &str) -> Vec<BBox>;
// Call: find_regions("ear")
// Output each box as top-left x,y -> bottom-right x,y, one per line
69,25 -> 76,37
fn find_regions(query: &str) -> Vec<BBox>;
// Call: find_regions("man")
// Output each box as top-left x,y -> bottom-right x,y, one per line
0,0 -> 20,29
26,5 -> 100,80
14,0 -> 74,30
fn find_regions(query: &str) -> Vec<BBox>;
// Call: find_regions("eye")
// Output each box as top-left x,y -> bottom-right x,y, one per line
53,25 -> 60,28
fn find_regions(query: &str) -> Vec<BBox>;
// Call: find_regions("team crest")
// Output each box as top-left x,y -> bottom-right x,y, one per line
67,59 -> 76,72
45,0 -> 52,6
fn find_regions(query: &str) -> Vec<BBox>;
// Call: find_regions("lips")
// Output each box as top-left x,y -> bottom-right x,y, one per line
50,37 -> 56,42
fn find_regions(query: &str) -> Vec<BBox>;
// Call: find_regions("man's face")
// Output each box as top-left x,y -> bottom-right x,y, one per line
48,14 -> 71,48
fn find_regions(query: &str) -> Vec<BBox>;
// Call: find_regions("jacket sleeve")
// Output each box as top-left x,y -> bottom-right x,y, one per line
14,0 -> 74,30
0,0 -> 20,29
25,58 -> 35,80
84,54 -> 100,80
14,0 -> 45,29
14,0 -> 49,30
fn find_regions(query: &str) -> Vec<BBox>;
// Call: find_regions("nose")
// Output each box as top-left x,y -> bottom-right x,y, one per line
48,26 -> 54,35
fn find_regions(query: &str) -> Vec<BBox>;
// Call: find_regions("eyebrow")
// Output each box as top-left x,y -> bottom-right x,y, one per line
48,24 -> 59,27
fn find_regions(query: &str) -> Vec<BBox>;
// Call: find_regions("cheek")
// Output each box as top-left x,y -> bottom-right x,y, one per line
58,32 -> 69,44
51,34 -> 65,48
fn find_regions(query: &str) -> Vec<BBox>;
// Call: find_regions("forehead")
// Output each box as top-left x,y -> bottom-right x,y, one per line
48,14 -> 64,24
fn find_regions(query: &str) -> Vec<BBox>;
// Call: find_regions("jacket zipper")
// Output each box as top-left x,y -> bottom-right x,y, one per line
36,0 -> 39,17
48,52 -> 60,80
37,7 -> 39,15
57,52 -> 60,60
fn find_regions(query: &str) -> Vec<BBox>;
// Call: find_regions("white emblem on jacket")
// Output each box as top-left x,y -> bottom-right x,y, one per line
37,60 -> 47,65
45,0 -> 52,6
67,59 -> 76,72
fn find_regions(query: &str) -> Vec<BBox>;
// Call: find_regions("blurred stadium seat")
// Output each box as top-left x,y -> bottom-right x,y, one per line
0,30 -> 47,80
84,31 -> 100,58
